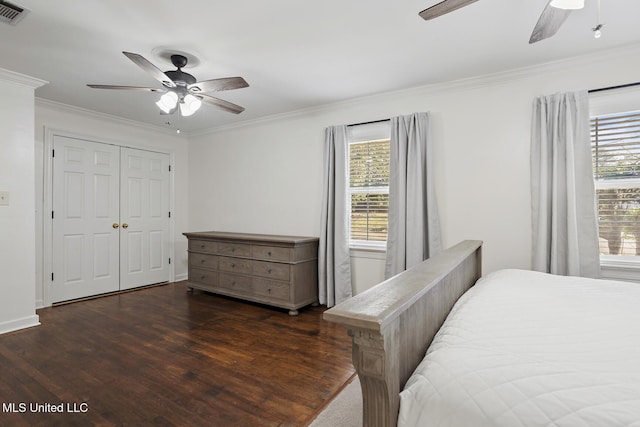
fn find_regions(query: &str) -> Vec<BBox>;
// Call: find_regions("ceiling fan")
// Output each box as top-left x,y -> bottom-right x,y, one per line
87,51 -> 248,116
419,0 -> 587,44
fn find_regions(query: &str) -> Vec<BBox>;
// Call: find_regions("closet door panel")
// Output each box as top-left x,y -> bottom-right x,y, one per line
120,148 -> 170,290
51,137 -> 120,303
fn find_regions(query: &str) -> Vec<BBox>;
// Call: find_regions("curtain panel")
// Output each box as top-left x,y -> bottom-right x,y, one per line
385,112 -> 441,278
318,125 -> 352,307
531,91 -> 601,278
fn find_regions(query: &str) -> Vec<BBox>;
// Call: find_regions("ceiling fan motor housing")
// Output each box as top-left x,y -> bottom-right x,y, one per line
165,54 -> 196,86
165,69 -> 196,86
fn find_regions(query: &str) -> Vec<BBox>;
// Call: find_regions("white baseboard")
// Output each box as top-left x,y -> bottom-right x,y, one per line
0,314 -> 40,335
175,273 -> 188,281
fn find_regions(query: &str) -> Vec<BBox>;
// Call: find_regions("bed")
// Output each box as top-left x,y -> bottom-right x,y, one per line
323,240 -> 640,426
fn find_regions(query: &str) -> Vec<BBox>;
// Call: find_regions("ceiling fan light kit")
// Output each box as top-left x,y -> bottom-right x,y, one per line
87,51 -> 248,118
156,91 -> 178,113
179,94 -> 202,117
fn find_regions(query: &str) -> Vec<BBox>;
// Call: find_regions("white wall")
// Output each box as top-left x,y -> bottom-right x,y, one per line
188,44 -> 640,294
0,69 -> 46,334
34,100 -> 190,307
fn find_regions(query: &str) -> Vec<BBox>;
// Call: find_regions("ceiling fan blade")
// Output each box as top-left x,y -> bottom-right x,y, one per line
122,51 -> 176,88
529,1 -> 572,44
199,94 -> 245,114
188,77 -> 249,93
87,84 -> 166,92
419,0 -> 479,20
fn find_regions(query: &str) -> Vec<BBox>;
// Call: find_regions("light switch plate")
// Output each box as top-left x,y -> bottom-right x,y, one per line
0,191 -> 9,206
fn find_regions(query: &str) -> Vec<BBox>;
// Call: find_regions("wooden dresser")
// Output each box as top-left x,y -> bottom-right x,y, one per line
183,231 -> 319,315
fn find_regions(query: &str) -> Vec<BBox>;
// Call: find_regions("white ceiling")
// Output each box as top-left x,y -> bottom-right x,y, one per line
1,0 -> 639,134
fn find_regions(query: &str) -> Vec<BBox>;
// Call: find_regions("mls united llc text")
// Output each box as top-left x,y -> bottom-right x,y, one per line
2,402 -> 88,413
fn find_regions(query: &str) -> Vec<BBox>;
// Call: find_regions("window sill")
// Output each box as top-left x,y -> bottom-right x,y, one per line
600,256 -> 640,283
350,244 -> 386,260
349,242 -> 386,252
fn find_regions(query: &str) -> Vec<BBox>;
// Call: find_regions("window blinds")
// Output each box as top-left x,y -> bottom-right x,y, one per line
592,111 -> 640,179
349,139 -> 390,242
591,111 -> 640,256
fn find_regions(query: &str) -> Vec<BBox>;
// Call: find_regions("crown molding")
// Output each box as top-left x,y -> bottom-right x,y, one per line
0,68 -> 47,89
191,42 -> 640,137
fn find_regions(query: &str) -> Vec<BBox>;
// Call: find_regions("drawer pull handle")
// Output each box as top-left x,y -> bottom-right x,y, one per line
268,251 -> 272,256
232,281 -> 236,286
268,288 -> 272,293
232,248 -> 235,252
200,275 -> 206,280
268,269 -> 272,274
201,259 -> 205,263
201,244 -> 205,248
231,263 -> 235,268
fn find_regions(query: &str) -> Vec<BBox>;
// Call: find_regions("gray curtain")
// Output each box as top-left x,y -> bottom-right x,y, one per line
531,91 -> 601,278
318,125 -> 352,307
385,112 -> 441,279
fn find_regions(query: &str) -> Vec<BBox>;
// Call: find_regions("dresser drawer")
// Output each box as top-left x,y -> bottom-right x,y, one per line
253,278 -> 290,301
189,253 -> 218,270
189,239 -> 218,254
252,260 -> 290,281
251,245 -> 291,262
189,268 -> 219,286
219,256 -> 252,274
219,273 -> 252,294
218,242 -> 251,257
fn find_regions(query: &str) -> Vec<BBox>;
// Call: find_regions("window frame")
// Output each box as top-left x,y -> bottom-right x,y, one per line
590,88 -> 640,280
346,121 -> 391,251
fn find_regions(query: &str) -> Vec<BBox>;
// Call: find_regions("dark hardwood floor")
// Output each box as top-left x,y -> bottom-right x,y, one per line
0,282 -> 355,427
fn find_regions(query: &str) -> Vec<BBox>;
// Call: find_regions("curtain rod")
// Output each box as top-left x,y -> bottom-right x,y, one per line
346,118 -> 390,127
588,81 -> 640,94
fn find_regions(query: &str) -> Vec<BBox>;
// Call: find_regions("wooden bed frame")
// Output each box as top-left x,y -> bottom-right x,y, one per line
323,240 -> 483,427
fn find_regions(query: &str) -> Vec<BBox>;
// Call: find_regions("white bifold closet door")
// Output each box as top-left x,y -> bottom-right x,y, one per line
51,136 -> 170,303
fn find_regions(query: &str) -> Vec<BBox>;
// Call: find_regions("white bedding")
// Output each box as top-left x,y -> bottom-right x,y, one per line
398,269 -> 640,427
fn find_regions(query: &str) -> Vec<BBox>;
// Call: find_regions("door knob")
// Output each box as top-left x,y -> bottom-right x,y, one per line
112,223 -> 119,229
122,223 -> 129,229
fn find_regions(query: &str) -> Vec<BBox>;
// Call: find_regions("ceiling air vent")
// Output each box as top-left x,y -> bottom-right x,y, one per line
0,0 -> 28,25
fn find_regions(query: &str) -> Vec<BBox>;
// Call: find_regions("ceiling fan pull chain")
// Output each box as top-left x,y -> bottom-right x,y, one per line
593,0 -> 604,38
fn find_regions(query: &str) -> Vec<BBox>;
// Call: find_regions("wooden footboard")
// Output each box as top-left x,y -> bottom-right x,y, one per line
323,240 -> 483,427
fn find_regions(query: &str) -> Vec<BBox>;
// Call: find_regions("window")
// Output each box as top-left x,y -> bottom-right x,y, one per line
347,122 -> 390,248
591,110 -> 640,260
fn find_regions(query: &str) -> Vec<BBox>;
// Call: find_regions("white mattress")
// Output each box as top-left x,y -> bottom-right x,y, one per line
398,269 -> 640,427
